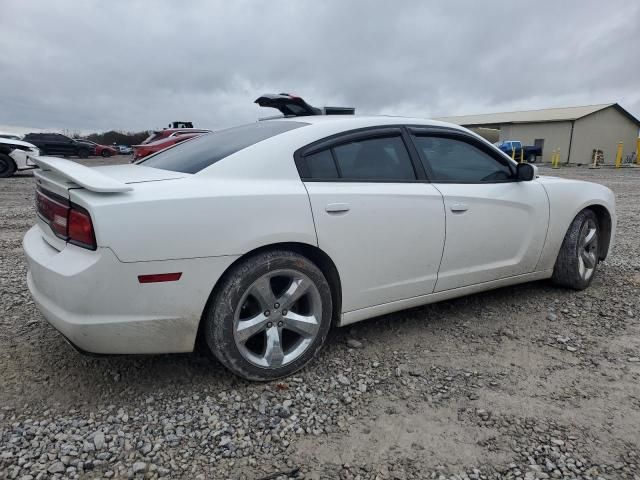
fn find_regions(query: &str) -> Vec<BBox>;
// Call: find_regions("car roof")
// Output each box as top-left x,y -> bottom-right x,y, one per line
264,115 -> 467,131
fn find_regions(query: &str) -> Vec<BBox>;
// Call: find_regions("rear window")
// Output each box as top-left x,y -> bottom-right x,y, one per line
139,121 -> 308,174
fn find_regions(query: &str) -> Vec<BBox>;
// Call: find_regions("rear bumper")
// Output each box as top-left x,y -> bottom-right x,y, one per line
24,225 -> 237,354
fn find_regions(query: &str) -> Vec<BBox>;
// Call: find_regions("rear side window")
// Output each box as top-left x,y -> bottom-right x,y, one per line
140,121 -> 307,173
334,136 -> 414,180
300,135 -> 416,181
306,150 -> 339,178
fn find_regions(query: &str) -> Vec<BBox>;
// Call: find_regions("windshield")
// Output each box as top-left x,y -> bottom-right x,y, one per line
139,121 -> 307,174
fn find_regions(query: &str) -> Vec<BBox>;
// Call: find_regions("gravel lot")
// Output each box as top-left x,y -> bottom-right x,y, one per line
1,159 -> 639,480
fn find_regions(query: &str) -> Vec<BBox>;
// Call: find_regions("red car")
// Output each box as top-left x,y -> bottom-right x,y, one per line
140,128 -> 211,145
132,132 -> 206,161
77,140 -> 119,157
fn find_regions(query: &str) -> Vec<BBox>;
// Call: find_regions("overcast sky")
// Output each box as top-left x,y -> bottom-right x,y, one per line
1,0 -> 639,133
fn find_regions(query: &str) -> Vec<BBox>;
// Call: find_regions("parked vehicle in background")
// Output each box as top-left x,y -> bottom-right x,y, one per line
75,139 -> 118,157
23,106 -> 616,380
23,133 -> 93,158
132,132 -> 206,161
0,132 -> 23,141
0,137 -> 39,177
169,121 -> 194,128
140,128 -> 211,145
116,145 -> 133,154
497,140 -> 542,162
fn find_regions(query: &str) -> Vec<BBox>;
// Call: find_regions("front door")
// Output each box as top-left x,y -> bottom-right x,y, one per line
298,129 -> 446,313
409,131 -> 549,292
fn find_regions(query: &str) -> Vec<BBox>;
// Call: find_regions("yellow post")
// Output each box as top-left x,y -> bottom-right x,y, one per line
636,138 -> 640,165
615,142 -> 623,168
511,147 -> 515,161
520,148 -> 525,163
552,149 -> 560,169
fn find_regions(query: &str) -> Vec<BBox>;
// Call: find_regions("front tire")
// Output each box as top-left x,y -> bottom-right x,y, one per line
101,149 -> 111,158
78,149 -> 89,159
527,153 -> 536,163
0,153 -> 17,178
552,210 -> 599,289
204,250 -> 333,381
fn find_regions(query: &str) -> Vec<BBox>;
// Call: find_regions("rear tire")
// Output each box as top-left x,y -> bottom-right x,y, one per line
204,250 -> 333,381
552,209 -> 599,289
0,153 -> 17,178
101,149 -> 111,158
527,153 -> 536,163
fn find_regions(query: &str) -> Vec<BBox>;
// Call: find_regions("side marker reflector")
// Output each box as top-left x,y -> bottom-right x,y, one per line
138,272 -> 182,284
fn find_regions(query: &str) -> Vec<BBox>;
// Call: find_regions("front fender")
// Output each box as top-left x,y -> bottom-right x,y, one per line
535,176 -> 616,271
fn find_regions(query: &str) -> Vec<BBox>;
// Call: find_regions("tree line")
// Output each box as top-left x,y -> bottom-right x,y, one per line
83,130 -> 150,146
63,129 -> 150,146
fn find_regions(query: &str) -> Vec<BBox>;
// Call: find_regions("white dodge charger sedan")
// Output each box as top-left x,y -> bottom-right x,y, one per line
24,114 -> 615,380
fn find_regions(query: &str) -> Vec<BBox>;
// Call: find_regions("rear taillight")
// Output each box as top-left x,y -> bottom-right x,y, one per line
36,190 -> 68,237
68,208 -> 96,249
36,188 -> 97,250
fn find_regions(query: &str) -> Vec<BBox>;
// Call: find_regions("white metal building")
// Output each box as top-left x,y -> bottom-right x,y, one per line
437,103 -> 640,164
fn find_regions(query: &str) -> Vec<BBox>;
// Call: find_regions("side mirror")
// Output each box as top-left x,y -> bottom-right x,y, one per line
516,163 -> 535,181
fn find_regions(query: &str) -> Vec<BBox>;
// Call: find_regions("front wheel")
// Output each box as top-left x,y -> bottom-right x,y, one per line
78,149 -> 89,159
0,153 -> 17,178
552,210 -> 599,289
101,149 -> 111,158
204,250 -> 333,381
527,153 -> 536,163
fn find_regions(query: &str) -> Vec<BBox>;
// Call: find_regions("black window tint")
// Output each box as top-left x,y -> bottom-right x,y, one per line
414,136 -> 512,183
332,136 -> 415,181
140,121 -> 307,174
306,149 -> 338,178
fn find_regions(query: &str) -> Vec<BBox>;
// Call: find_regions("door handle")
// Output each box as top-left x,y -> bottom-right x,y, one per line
450,203 -> 468,213
325,203 -> 350,214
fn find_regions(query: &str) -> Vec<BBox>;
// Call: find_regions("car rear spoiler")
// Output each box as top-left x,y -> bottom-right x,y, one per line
255,93 -> 355,117
34,156 -> 133,193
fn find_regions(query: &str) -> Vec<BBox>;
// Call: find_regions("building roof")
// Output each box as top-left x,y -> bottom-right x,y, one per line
435,103 -> 640,127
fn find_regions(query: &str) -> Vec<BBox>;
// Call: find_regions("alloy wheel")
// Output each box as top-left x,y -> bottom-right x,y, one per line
233,269 -> 322,368
578,218 -> 598,281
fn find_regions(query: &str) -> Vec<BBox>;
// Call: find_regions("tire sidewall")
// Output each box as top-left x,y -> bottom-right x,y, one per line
553,210 -> 599,289
0,153 -> 17,178
205,250 -> 333,381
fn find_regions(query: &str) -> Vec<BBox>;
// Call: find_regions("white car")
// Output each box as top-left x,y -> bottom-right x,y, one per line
0,137 -> 40,177
23,115 -> 615,380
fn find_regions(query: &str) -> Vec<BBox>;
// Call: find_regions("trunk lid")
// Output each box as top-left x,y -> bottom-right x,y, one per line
32,156 -> 187,249
33,156 -> 186,197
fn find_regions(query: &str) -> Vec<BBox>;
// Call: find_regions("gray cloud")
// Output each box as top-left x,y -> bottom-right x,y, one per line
1,0 -> 639,133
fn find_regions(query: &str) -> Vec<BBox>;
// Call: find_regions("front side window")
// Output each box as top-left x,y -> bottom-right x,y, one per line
413,135 -> 513,183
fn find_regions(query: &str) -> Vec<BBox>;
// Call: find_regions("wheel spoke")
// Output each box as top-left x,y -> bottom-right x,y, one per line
235,313 -> 269,344
279,276 -> 311,309
581,249 -> 596,269
282,311 -> 319,338
249,276 -> 276,311
264,327 -> 284,366
583,228 -> 597,248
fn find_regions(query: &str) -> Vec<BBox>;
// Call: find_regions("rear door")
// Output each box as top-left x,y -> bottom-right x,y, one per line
409,129 -> 549,292
297,128 -> 446,313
